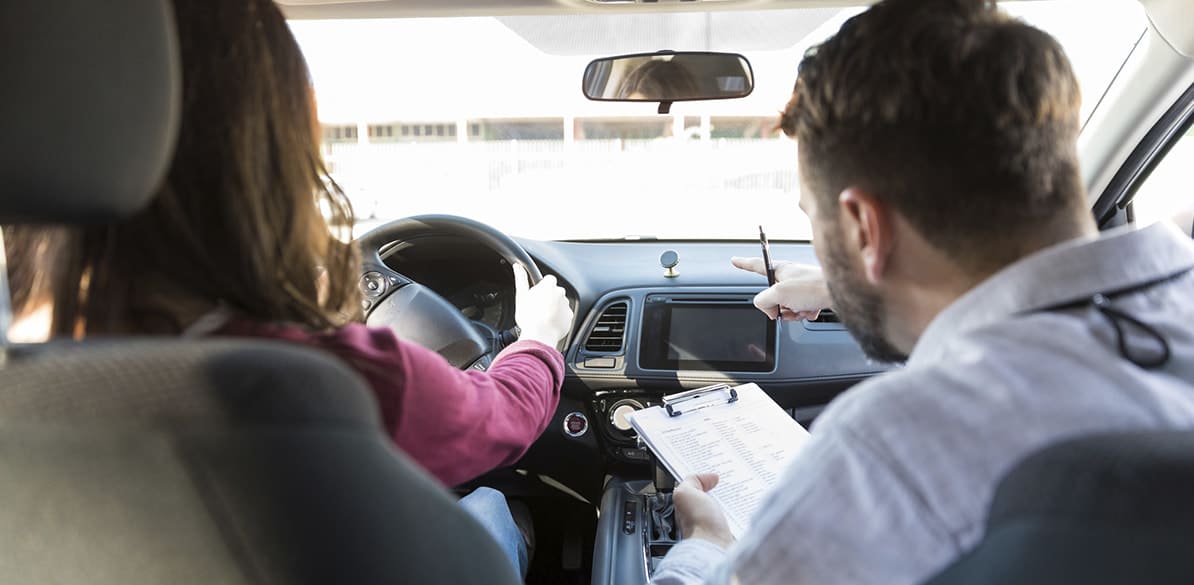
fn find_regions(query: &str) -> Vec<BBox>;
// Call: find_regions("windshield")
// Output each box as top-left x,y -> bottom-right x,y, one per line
291,0 -> 1146,241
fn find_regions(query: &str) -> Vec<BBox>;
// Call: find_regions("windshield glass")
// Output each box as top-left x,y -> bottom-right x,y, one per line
291,0 -> 1146,241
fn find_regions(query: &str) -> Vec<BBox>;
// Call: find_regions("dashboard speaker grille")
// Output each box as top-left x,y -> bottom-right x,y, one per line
584,302 -> 629,352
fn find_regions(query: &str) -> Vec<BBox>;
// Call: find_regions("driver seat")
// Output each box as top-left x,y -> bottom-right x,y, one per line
0,3 -> 520,584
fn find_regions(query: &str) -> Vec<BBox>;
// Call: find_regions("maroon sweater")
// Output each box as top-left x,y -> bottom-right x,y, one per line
215,319 -> 564,487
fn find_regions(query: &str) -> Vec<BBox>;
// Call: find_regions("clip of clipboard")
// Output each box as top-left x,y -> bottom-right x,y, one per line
663,383 -> 740,418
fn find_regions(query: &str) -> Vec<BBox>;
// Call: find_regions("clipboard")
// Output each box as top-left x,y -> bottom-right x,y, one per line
663,383 -> 739,417
628,382 -> 810,539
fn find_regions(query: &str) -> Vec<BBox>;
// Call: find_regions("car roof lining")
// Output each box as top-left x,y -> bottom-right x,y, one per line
278,0 -> 872,20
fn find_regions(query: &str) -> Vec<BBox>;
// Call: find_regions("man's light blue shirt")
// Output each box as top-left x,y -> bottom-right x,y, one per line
653,221 -> 1194,585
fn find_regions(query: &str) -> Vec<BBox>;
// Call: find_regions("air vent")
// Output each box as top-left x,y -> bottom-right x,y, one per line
811,310 -> 839,323
585,302 -> 629,352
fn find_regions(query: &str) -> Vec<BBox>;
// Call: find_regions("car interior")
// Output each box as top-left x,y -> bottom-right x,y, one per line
1,0 -> 1193,584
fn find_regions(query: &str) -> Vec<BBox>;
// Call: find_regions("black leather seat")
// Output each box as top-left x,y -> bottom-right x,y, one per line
924,431 -> 1194,585
0,3 -> 519,584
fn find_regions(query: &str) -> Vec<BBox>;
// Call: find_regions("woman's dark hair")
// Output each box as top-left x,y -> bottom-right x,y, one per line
36,0 -> 361,336
3,225 -> 60,321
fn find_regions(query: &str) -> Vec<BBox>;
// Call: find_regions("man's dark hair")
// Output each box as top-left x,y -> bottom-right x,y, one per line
781,0 -> 1085,272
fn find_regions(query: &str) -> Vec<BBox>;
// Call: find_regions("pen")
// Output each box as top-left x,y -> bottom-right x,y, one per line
759,225 -> 783,324
759,225 -> 777,286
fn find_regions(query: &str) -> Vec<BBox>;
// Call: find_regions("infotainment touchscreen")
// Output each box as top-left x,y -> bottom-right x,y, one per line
639,296 -> 776,372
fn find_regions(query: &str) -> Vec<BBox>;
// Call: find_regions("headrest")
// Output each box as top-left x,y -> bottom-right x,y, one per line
0,1 -> 180,223
1,339 -> 381,428
990,430 -> 1194,527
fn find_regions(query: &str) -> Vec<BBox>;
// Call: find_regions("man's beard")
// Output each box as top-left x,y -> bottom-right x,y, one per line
821,233 -> 908,364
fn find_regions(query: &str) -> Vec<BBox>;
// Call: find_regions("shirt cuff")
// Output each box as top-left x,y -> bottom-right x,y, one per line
651,538 -> 728,585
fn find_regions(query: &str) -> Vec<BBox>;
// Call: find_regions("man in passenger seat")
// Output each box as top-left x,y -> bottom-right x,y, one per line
652,0 -> 1194,584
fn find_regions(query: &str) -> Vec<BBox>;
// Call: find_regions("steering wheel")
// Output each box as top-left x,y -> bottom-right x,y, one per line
355,214 -> 543,370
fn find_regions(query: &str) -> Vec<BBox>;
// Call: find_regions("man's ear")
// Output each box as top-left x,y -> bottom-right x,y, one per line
838,187 -> 893,284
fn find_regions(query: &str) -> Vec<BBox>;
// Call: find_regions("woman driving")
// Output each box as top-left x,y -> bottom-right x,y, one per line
7,0 -> 572,491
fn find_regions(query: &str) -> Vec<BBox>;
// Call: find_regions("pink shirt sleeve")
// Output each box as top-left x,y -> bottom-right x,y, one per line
215,320 -> 564,487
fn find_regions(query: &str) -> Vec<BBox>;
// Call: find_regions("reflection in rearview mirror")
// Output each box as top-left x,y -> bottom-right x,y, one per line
582,52 -> 754,105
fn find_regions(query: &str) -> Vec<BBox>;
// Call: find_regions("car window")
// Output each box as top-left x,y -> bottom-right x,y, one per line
1130,125 -> 1194,229
290,0 -> 1146,241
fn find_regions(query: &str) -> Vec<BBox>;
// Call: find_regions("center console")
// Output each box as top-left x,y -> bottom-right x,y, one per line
587,294 -> 769,583
574,287 -> 874,583
591,476 -> 681,585
575,290 -> 782,467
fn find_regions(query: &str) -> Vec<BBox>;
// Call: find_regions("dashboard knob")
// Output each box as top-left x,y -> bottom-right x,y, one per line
609,399 -> 644,433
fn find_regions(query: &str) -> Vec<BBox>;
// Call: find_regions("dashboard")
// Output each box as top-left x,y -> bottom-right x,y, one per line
379,232 -> 888,584
522,238 -> 886,487
383,234 -> 887,500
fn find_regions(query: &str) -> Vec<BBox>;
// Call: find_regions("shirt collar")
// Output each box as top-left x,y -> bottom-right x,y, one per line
909,221 -> 1194,366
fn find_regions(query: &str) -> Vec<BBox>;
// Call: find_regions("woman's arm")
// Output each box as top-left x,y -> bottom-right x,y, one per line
311,264 -> 571,486
382,335 -> 564,486
281,322 -> 564,486
218,264 -> 572,486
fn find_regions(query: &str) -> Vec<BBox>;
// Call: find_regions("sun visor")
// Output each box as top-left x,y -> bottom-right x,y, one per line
1142,0 -> 1194,58
498,9 -> 845,55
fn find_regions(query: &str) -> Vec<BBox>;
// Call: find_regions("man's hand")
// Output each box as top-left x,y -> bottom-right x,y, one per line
673,473 -> 735,550
731,257 -> 831,321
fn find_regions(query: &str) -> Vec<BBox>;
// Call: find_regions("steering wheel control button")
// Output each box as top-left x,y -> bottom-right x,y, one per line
660,250 -> 680,278
583,356 -> 616,369
470,355 -> 492,371
563,412 -> 589,438
608,399 -> 643,433
360,271 -> 387,298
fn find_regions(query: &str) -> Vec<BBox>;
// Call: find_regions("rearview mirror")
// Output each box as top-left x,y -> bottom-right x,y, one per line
582,52 -> 754,108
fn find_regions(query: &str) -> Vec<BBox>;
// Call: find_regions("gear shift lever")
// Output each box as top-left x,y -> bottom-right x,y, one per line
653,457 -> 676,492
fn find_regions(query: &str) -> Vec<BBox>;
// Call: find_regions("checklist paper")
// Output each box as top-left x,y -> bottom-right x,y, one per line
629,383 -> 811,539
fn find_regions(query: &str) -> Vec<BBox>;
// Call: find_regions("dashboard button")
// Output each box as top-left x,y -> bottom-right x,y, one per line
622,501 -> 637,534
563,412 -> 589,437
360,271 -> 387,298
583,357 -> 617,369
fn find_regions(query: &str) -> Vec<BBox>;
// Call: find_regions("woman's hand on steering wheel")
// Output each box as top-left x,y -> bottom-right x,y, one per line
512,263 -> 573,347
